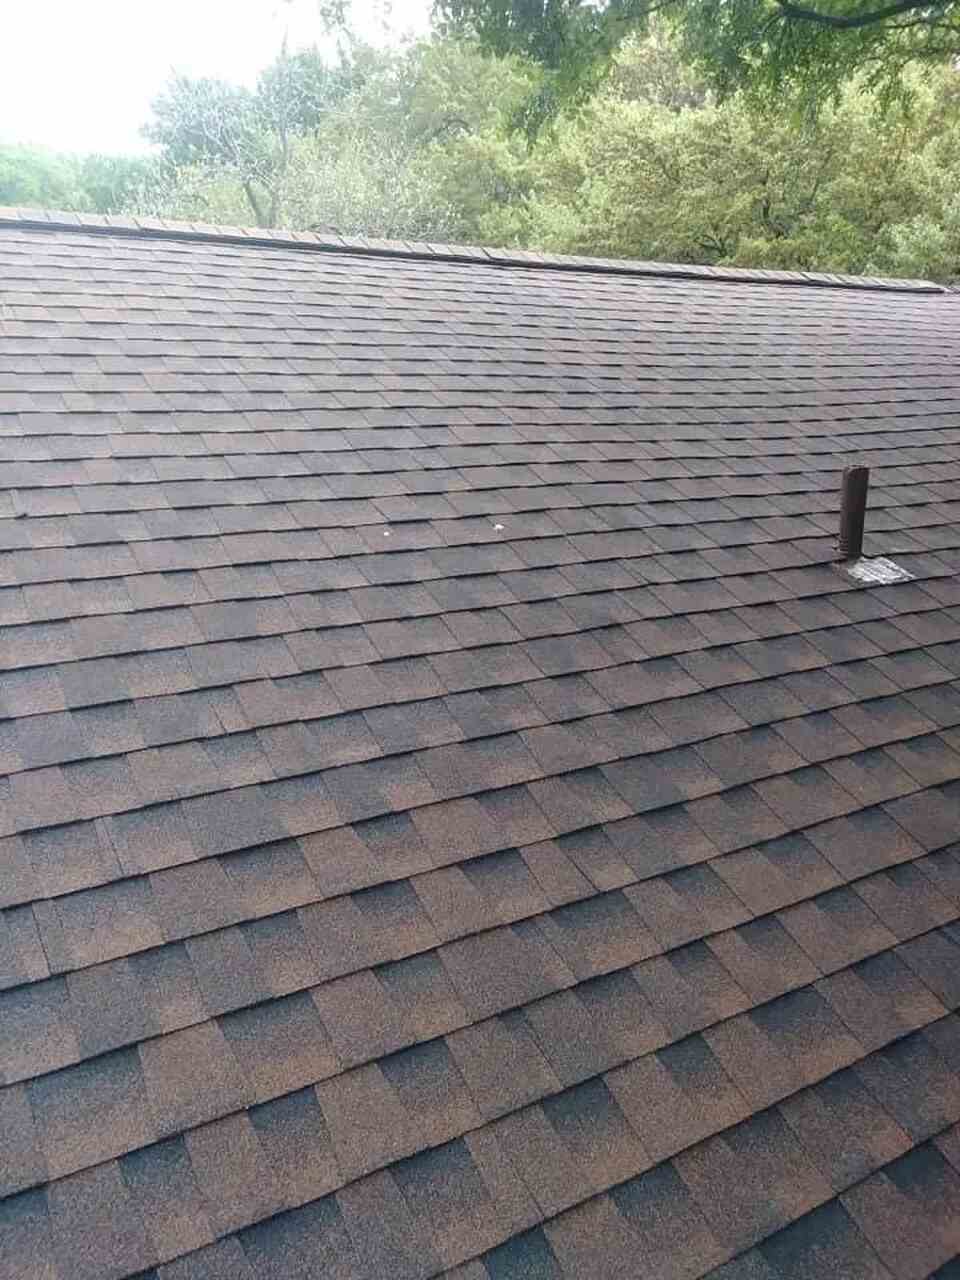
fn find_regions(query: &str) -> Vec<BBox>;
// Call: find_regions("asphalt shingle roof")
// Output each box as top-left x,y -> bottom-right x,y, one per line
2,207 -> 960,1279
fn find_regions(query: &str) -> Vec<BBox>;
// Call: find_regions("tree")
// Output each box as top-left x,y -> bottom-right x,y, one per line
78,154 -> 155,214
143,46 -> 355,226
436,0 -> 960,110
315,38 -> 542,241
0,145 -> 84,208
139,37 -> 539,244
0,145 -> 153,216
514,38 -> 960,278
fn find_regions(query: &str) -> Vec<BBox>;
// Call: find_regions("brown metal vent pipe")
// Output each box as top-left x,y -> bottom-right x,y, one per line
838,466 -> 870,560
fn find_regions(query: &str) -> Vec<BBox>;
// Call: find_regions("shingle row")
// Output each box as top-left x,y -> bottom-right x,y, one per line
4,1003 -> 957,1280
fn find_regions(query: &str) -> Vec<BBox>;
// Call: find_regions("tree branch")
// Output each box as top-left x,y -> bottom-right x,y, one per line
242,179 -> 268,226
773,0 -> 947,29
889,15 -> 958,28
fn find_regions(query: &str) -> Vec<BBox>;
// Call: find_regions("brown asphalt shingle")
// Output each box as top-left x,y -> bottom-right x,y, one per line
2,207 -> 960,1278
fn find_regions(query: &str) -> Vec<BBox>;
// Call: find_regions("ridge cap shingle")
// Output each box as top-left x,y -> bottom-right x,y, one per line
0,204 -> 944,295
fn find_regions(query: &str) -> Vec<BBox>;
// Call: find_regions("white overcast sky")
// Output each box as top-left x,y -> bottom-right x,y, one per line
1,0 -> 432,155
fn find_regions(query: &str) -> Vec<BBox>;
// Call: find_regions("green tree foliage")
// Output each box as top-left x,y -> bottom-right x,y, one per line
142,47 -> 357,226
437,0 -> 960,110
0,144 -> 84,208
0,144 -> 152,214
514,40 -> 960,277
140,38 -> 539,242
77,155 -> 155,214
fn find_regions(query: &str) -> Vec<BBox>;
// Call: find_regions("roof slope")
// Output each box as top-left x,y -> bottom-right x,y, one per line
2,212 -> 960,1280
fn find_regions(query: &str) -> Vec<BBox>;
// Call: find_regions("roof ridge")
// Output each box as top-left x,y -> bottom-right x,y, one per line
0,204 -> 944,294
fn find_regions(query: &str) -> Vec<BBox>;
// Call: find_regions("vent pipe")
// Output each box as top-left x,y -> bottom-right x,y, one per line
838,466 -> 870,561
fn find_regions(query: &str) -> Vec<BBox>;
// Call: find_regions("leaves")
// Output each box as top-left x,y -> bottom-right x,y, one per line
0,144 -> 84,209
516,41 -> 960,277
134,37 -> 539,242
439,0 -> 960,107
0,144 -> 151,215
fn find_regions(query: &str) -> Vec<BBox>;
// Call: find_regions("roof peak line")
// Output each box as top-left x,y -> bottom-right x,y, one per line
0,205 -> 944,295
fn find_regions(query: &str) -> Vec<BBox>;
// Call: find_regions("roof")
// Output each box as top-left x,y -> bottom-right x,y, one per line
1,207 -> 960,1280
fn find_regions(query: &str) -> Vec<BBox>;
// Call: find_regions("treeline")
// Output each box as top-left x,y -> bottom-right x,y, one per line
5,32 -> 960,280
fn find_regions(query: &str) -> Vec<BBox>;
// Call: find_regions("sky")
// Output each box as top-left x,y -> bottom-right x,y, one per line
1,0 -> 432,155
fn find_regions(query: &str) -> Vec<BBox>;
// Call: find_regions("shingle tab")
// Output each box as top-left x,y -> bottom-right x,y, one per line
30,1046 -> 154,1179
607,1033 -> 750,1165
675,1110 -> 833,1255
140,1021 -> 249,1136
842,1145 -> 960,1279
48,1161 -> 154,1280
